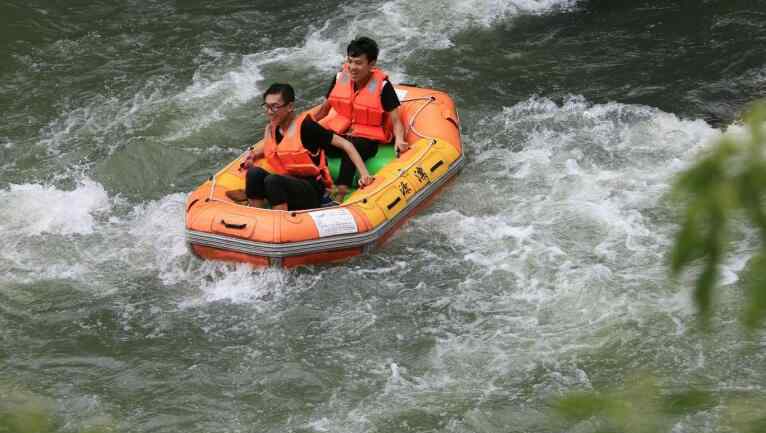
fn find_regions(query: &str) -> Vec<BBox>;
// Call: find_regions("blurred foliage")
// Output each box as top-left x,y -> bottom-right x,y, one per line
552,374 -> 765,433
0,384 -> 54,433
553,374 -> 712,433
0,382 -> 117,433
552,103 -> 766,432
671,102 -> 766,329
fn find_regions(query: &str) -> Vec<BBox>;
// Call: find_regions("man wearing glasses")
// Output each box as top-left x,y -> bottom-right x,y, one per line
239,83 -> 374,210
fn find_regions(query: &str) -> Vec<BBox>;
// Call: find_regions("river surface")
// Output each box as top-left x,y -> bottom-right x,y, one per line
1,1 -> 766,432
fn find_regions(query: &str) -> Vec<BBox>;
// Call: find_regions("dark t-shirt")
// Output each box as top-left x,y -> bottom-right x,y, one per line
325,75 -> 401,112
272,115 -> 333,165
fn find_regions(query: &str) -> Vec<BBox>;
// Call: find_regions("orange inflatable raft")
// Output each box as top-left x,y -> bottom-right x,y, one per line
185,85 -> 464,267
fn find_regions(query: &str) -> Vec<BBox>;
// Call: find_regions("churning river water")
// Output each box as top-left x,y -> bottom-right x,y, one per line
1,1 -> 766,432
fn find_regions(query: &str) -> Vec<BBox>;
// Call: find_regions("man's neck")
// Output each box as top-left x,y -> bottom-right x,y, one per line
353,72 -> 373,91
277,113 -> 295,131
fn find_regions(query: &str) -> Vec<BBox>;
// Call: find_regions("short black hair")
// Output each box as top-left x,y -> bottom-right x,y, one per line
262,83 -> 295,103
347,36 -> 379,62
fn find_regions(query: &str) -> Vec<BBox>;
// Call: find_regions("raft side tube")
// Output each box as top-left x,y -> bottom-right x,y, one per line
186,151 -> 466,260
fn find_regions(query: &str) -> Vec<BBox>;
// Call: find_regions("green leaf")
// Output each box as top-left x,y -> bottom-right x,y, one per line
670,211 -> 701,275
743,253 -> 766,329
674,157 -> 720,195
744,102 -> 766,146
694,251 -> 718,328
736,170 -> 766,239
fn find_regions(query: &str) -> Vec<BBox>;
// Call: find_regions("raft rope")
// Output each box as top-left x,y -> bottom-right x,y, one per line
206,152 -> 244,204
400,96 -> 439,140
337,95 -> 439,209
207,173 -> 218,202
206,94 -> 444,212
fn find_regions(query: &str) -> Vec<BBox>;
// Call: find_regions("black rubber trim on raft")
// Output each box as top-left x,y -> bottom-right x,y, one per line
445,116 -> 459,131
387,197 -> 401,210
221,220 -> 247,229
187,199 -> 199,213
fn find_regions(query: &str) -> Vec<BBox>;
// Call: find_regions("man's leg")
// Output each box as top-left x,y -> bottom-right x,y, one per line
264,174 -> 321,211
245,167 -> 270,207
334,136 -> 379,201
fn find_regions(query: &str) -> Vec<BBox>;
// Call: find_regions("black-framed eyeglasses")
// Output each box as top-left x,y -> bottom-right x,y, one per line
261,102 -> 288,112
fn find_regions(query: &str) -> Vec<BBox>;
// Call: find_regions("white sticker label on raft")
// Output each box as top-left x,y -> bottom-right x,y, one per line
395,89 -> 408,101
309,208 -> 359,238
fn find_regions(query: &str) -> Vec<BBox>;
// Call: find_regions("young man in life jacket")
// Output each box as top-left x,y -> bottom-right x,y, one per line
240,83 -> 374,211
313,36 -> 409,203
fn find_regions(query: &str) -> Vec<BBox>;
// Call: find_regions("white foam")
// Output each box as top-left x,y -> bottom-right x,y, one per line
38,84 -> 166,158
124,192 -> 189,283
31,44 -> 253,160
296,30 -> 349,72
33,0 -> 577,150
0,184 -> 302,305
291,0 -> 575,78
0,179 -> 110,236
389,362 -> 401,385
720,243 -> 756,286
0,189 -> 182,287
405,97 -> 728,364
29,0 -> 579,167
164,48 -> 274,141
305,417 -> 331,432
164,37 -> 349,141
194,265 -> 289,305
0,179 -> 113,286
175,56 -> 262,106
119,193 -> 307,305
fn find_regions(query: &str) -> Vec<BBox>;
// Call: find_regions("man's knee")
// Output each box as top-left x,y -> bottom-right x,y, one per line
246,167 -> 269,198
352,137 -> 379,159
264,175 -> 287,204
263,174 -> 281,191
247,167 -> 268,183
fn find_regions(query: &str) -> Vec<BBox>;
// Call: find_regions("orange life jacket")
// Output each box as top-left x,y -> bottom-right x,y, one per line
323,64 -> 392,143
263,112 -> 333,189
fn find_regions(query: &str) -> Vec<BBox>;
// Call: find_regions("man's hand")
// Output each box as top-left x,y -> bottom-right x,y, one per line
239,149 -> 256,171
395,139 -> 410,155
358,175 -> 375,188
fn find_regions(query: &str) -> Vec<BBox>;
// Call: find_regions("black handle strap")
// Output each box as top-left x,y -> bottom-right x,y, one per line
430,160 -> 444,172
221,220 -> 246,229
387,197 -> 401,210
